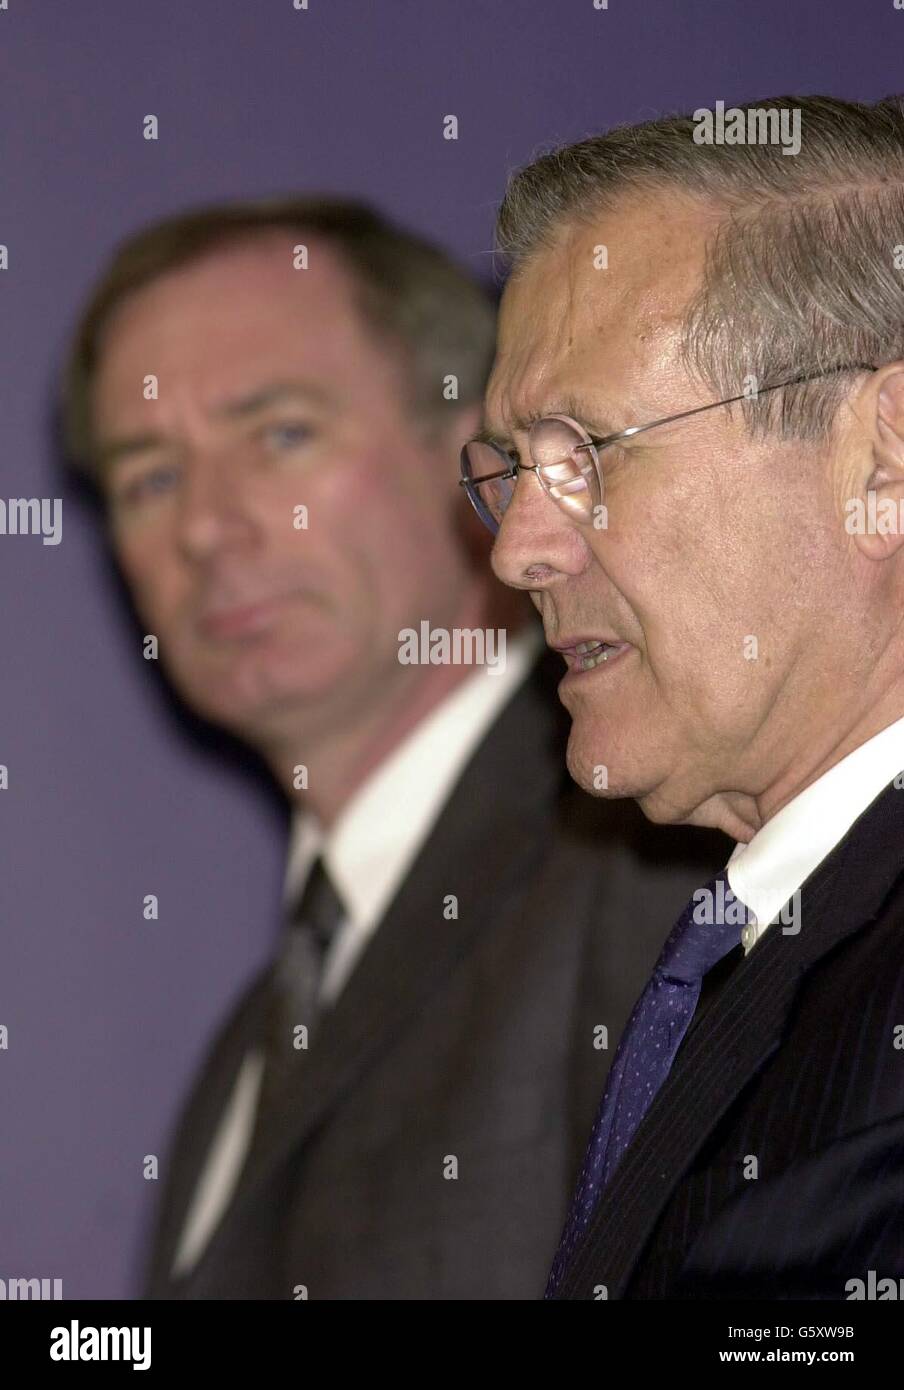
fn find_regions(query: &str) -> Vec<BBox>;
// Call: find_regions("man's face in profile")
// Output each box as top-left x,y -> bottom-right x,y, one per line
91,234 -> 478,746
485,194 -> 857,829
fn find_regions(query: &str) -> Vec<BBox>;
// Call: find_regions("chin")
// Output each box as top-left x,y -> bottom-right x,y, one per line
565,735 -> 630,801
565,716 -> 673,807
563,692 -> 710,825
171,654 -> 343,736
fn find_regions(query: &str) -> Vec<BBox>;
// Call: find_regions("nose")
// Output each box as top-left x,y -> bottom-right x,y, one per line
174,449 -> 257,562
490,467 -> 590,590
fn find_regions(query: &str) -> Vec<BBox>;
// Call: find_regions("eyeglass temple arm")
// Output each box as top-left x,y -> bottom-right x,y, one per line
461,362 -> 879,474
458,464 -> 525,487
579,363 -> 879,453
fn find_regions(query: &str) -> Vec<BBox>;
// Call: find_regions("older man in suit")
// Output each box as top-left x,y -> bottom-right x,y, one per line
467,93 -> 904,1299
63,198 -> 721,1299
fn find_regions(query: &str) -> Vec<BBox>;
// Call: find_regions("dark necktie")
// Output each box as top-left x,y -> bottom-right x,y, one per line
246,856 -> 346,1158
545,869 -> 749,1296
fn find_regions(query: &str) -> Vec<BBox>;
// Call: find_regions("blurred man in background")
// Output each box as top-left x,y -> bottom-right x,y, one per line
63,198 -> 721,1299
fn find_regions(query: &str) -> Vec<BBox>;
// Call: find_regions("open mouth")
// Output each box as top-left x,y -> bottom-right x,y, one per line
573,640 -> 613,670
559,640 -> 631,673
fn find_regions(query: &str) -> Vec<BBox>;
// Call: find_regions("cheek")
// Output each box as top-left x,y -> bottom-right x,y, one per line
340,455 -> 460,576
299,450 -> 425,551
584,516 -> 684,657
593,520 -> 750,699
115,540 -> 181,626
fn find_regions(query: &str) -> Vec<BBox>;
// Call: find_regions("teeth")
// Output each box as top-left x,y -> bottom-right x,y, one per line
566,639 -> 621,671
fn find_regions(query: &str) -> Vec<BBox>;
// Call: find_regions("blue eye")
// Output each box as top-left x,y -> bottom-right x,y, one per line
263,422 -> 314,451
115,466 -> 179,508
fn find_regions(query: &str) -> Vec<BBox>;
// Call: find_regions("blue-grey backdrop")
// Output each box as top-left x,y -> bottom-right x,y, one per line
0,0 -> 898,1297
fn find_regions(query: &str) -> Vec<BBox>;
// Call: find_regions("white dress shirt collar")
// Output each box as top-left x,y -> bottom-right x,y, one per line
727,714 -> 904,952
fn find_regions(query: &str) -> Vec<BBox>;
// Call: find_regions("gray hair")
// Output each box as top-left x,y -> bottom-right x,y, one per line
495,95 -> 904,440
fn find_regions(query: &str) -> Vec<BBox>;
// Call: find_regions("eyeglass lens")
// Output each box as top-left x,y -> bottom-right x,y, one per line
462,416 -> 598,533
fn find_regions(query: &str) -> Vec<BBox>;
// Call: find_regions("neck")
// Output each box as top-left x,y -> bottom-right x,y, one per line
259,584 -> 532,829
688,660 -> 904,844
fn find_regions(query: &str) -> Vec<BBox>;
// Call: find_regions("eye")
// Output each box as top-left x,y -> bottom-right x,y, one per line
490,439 -> 519,468
111,464 -> 180,510
260,420 -> 316,452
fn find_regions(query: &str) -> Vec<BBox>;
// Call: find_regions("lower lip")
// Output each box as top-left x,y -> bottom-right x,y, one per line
200,594 -> 294,640
558,642 -> 633,686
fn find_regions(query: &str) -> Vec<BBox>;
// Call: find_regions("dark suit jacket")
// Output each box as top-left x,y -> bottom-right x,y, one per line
553,774 -> 904,1300
143,647 -> 724,1300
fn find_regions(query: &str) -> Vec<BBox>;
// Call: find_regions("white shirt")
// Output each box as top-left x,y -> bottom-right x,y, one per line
171,624 -> 544,1277
727,714 -> 904,953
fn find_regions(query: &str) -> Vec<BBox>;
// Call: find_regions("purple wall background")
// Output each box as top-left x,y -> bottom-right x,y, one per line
0,0 -> 898,1298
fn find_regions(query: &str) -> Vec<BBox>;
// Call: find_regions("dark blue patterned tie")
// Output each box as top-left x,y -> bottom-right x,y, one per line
546,869 -> 747,1296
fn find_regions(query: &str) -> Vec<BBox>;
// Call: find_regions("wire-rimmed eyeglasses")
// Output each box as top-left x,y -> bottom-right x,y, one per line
459,365 -> 878,535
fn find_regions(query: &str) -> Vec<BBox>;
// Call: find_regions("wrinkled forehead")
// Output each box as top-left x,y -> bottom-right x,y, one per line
487,196 -> 713,435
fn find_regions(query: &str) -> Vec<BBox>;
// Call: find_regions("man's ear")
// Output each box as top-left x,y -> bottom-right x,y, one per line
849,364 -> 904,560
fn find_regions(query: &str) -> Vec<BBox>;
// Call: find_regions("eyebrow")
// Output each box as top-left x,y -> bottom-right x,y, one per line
214,381 -> 334,419
94,381 -> 334,475
479,393 -> 621,447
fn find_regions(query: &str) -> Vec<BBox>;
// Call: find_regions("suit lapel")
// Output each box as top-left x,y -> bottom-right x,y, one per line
557,775 -> 904,1299
181,647 -> 568,1286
